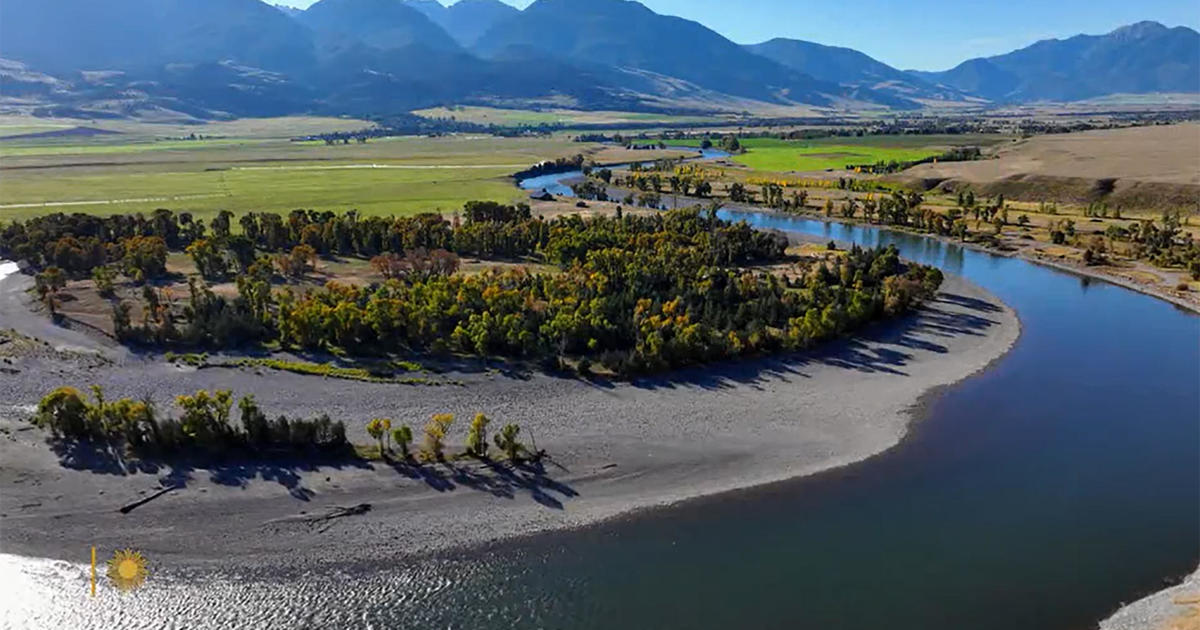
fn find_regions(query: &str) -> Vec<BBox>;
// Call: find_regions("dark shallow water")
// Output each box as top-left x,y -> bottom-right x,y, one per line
8,211 -> 1198,630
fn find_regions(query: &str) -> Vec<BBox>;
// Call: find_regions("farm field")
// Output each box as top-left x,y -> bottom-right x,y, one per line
0,124 -> 589,221
0,165 -> 525,220
672,135 -> 1007,172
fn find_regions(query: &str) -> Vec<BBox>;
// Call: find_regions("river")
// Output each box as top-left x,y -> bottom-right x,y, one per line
4,170 -> 1198,629
517,145 -> 731,197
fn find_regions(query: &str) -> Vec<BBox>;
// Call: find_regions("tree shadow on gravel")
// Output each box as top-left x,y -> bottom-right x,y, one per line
47,439 -> 372,502
384,455 -> 578,509
627,289 -> 1003,392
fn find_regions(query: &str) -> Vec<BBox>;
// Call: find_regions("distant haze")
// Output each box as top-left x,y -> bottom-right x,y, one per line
273,0 -> 1199,70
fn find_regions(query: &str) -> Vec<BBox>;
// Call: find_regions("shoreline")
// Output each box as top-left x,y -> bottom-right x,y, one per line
717,203 -> 1200,315
1100,566 -> 1200,630
0,273 -> 1020,571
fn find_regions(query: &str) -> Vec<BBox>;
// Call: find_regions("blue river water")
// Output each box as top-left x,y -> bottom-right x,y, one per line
364,209 -> 1195,630
518,146 -> 730,197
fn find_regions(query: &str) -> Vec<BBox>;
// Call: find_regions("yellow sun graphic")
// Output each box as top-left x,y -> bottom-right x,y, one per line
106,548 -> 148,592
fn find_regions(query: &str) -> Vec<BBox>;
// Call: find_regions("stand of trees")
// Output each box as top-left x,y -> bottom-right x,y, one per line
107,206 -> 939,376
32,386 -> 347,455
3,202 -> 944,375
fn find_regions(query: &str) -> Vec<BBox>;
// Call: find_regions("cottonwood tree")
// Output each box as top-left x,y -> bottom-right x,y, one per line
465,413 -> 490,458
35,267 -> 67,315
367,418 -> 391,455
422,413 -> 454,461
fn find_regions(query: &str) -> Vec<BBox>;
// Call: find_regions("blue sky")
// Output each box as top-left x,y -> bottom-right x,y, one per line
273,0 -> 1200,71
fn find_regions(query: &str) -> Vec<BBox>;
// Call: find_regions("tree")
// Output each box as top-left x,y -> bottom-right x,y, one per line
392,425 -> 413,459
493,424 -> 524,461
174,390 -> 233,447
34,386 -> 89,438
35,267 -> 67,315
422,413 -> 454,461
112,301 -> 133,340
240,395 -> 270,447
187,239 -> 229,280
465,413 -> 490,458
122,235 -> 168,282
367,418 -> 391,455
276,244 -> 317,279
92,266 -> 116,297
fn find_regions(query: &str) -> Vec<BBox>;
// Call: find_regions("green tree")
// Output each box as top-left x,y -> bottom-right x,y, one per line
392,425 -> 414,459
92,266 -> 116,297
175,390 -> 233,447
493,424 -> 524,461
35,267 -> 67,315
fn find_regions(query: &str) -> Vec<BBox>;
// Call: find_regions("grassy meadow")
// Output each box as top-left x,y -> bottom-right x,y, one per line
676,135 -> 1004,172
0,118 -> 590,221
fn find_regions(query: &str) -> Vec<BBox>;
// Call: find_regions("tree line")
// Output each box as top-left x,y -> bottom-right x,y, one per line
33,386 -> 348,455
33,385 -> 537,464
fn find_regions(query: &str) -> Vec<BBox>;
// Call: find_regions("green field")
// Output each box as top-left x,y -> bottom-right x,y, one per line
0,122 -> 587,222
674,135 -> 1003,172
0,138 -> 276,158
0,165 -> 525,220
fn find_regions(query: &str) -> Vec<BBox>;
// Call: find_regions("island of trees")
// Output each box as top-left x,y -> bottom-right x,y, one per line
1,203 -> 945,375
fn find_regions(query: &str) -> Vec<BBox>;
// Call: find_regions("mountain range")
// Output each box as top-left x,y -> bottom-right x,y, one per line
0,0 -> 1194,121
909,21 -> 1199,102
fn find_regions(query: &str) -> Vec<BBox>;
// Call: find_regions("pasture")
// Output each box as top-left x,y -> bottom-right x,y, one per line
674,135 -> 1000,172
0,122 -> 588,221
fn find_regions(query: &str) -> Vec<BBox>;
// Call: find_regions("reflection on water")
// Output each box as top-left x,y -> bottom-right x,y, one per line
6,212 -> 1198,630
